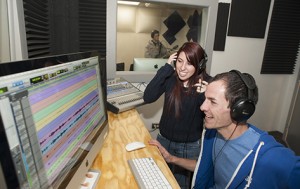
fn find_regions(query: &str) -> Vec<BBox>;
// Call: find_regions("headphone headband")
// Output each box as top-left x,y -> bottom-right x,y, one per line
229,70 -> 256,122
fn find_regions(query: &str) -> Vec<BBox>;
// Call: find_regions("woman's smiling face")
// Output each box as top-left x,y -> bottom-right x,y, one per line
175,52 -> 196,84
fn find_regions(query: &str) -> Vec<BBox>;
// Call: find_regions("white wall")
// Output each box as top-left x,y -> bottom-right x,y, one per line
2,0 -> 28,62
0,0 -> 10,63
137,95 -> 164,138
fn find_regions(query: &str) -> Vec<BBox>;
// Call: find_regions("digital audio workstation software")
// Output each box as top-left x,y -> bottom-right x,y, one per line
0,53 -> 107,188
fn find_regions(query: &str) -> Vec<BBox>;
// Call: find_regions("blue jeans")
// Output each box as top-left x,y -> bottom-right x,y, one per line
157,133 -> 200,189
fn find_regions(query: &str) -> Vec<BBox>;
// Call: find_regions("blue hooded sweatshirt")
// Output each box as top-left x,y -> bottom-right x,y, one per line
191,124 -> 300,189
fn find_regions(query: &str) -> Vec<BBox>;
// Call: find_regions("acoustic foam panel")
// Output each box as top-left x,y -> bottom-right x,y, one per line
186,10 -> 202,42
228,0 -> 271,38
213,3 -> 230,51
162,30 -> 177,45
261,0 -> 300,74
163,11 -> 186,45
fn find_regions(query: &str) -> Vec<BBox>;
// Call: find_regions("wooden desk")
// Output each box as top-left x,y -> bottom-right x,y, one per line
91,109 -> 180,189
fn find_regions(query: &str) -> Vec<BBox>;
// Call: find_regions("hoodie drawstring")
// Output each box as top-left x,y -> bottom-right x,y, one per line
244,141 -> 265,189
225,141 -> 265,189
191,128 -> 207,187
225,149 -> 253,189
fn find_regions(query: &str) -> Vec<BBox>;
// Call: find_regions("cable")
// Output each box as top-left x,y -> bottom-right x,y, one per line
213,124 -> 238,164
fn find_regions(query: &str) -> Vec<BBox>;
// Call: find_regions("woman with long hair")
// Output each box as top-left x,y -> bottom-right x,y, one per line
143,42 -> 211,189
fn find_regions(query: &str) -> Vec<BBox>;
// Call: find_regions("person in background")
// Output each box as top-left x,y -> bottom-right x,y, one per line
150,70 -> 300,189
143,42 -> 211,189
144,29 -> 168,58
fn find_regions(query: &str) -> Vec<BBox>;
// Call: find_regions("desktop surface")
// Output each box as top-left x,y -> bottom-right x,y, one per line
91,109 -> 180,189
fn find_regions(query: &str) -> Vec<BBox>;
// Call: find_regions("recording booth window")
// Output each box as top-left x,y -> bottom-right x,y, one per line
113,0 -> 218,78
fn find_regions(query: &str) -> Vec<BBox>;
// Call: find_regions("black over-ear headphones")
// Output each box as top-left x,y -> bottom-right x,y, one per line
229,70 -> 256,123
198,50 -> 208,70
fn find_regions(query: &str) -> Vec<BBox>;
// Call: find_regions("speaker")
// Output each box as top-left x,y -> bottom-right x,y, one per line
229,70 -> 256,122
198,50 -> 208,70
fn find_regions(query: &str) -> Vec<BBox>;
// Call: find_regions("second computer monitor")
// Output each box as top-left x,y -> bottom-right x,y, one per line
133,58 -> 167,71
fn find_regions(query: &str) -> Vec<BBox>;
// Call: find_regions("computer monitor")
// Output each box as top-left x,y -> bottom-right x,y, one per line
133,58 -> 167,71
0,51 -> 109,189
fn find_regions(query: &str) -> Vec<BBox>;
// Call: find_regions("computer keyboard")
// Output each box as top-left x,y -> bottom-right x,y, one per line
128,157 -> 172,189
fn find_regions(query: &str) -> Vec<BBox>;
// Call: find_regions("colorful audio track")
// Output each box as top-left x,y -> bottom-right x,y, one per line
28,68 -> 103,183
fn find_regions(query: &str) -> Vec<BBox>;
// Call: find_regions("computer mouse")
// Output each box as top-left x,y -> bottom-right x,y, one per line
125,141 -> 146,152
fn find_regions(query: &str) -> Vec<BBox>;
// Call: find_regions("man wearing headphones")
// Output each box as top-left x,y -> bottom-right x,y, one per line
144,29 -> 168,58
149,70 -> 300,189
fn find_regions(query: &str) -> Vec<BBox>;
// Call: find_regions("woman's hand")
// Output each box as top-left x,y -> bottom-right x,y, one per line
194,79 -> 208,93
149,139 -> 173,163
167,52 -> 177,65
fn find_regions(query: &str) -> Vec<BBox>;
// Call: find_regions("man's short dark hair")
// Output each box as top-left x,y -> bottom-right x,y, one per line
151,30 -> 159,38
211,71 -> 258,109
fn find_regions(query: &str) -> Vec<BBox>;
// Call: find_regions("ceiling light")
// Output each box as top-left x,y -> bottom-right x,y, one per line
118,1 -> 140,6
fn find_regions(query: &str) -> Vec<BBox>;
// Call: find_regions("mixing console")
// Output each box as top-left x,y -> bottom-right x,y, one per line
107,78 -> 144,113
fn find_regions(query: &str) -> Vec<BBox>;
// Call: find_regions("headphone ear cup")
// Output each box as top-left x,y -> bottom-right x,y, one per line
231,99 -> 256,122
198,59 -> 204,70
198,51 -> 208,70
